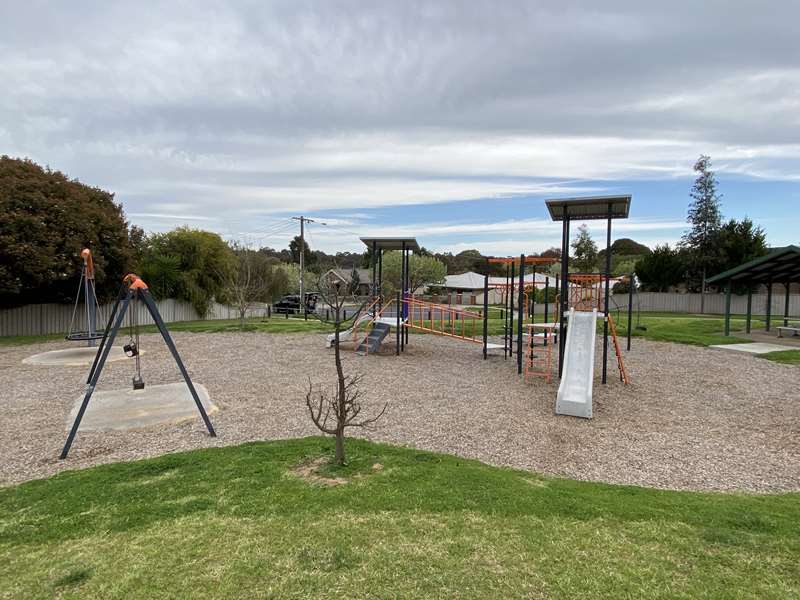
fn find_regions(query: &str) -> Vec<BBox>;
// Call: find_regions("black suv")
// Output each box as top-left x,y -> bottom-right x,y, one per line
273,293 -> 318,314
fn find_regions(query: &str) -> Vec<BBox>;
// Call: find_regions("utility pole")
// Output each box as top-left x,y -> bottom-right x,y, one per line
292,216 -> 314,317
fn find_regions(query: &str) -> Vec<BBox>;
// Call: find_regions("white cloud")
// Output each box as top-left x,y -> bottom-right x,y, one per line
1,1 -> 798,246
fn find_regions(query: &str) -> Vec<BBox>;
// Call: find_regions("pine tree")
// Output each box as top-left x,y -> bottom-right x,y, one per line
681,155 -> 722,309
571,224 -> 598,272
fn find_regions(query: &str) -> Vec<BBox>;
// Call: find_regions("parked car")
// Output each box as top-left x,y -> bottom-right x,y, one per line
273,293 -> 318,314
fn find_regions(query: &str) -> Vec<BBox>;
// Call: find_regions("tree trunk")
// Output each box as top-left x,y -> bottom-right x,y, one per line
333,310 -> 347,465
334,430 -> 345,465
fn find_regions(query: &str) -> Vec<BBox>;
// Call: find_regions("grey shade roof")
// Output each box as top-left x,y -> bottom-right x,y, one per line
545,195 -> 631,221
706,246 -> 800,284
360,237 -> 420,251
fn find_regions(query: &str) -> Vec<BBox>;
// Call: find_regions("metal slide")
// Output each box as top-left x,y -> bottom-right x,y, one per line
556,308 -> 598,419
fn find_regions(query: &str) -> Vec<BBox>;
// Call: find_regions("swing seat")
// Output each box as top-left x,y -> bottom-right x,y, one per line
65,331 -> 105,342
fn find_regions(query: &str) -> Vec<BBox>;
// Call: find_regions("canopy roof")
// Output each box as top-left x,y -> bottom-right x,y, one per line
545,195 -> 631,221
360,237 -> 420,252
707,246 -> 800,284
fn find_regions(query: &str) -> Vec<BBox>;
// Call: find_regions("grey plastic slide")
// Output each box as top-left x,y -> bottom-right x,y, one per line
556,308 -> 598,419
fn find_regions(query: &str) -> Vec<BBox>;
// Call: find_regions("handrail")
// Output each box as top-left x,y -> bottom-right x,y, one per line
351,295 -> 383,343
355,297 -> 396,355
405,296 -> 482,320
405,296 -> 484,343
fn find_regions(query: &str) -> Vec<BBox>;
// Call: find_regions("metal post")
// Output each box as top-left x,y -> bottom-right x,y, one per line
558,212 -> 570,378
140,289 -> 216,437
724,281 -> 732,336
86,282 -> 127,385
399,246 -> 405,353
378,249 -> 383,311
626,273 -> 633,351
766,281 -> 773,331
503,265 -> 509,359
784,282 -> 791,327
371,241 -> 377,306
292,215 -> 314,316
86,268 -> 98,348
483,275 -> 489,360
509,260 -> 515,356
746,286 -> 753,334
61,290 -> 131,459
517,254 -> 525,375
396,290 -> 401,356
602,204 -> 612,384
543,276 -> 549,346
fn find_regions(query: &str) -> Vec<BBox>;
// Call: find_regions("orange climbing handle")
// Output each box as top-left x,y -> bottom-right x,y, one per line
80,248 -> 95,280
123,273 -> 149,290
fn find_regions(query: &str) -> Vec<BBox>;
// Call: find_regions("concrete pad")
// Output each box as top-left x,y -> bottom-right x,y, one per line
67,382 -> 217,431
709,342 -> 795,355
23,346 -> 133,367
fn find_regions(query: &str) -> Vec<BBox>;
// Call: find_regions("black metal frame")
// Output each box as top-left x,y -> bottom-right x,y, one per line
554,199 -> 629,384
60,283 -> 216,460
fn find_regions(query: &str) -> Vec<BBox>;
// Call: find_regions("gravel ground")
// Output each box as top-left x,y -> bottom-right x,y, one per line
1,331 -> 798,492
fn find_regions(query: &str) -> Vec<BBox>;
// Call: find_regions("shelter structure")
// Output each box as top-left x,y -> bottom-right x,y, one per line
360,237 -> 421,352
706,245 -> 800,336
546,195 -> 631,384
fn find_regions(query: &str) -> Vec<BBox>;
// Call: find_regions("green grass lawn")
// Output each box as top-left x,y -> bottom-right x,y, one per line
610,312 -> 761,347
758,349 -> 800,365
0,317 -> 332,347
1,438 -> 799,599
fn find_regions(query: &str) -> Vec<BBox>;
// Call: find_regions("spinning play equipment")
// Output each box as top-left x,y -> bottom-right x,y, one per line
66,249 -> 103,346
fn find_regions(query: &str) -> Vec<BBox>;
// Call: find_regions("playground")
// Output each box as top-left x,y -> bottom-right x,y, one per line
2,327 -> 798,492
2,195 -> 799,492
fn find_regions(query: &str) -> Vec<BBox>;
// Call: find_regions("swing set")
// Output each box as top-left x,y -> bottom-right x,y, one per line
60,273 -> 216,459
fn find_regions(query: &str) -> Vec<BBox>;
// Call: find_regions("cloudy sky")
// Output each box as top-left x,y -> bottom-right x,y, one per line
2,1 -> 798,255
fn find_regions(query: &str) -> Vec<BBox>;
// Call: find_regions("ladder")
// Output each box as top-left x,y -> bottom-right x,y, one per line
607,314 -> 630,384
524,324 -> 555,384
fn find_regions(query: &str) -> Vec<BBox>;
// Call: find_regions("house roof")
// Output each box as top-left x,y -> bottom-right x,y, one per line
327,267 -> 371,283
706,246 -> 800,284
545,195 -> 631,221
443,271 -> 560,290
443,272 -> 486,290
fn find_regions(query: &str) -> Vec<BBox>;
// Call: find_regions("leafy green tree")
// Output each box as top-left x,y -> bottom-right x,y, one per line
571,224 -> 598,272
277,262 -> 312,294
140,254 -> 182,300
142,227 -> 235,317
220,242 -> 288,329
635,245 -> 686,292
289,235 -> 315,270
712,218 -> 768,293
682,155 -> 723,294
715,218 -> 768,273
0,156 -> 138,307
380,251 -> 446,296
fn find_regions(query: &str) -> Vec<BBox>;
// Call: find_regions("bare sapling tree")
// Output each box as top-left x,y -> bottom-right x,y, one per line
305,272 -> 386,465
220,241 -> 275,330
